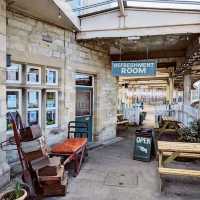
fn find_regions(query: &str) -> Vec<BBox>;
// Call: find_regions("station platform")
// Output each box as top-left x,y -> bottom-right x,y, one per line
46,107 -> 200,200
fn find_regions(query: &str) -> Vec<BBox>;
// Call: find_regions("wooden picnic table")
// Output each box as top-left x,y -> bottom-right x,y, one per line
158,141 -> 200,191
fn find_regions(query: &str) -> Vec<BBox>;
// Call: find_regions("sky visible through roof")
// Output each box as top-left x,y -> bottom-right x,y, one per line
67,0 -> 200,16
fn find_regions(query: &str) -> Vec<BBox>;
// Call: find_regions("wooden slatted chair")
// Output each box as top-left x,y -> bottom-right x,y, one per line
51,121 -> 88,176
8,112 -> 68,197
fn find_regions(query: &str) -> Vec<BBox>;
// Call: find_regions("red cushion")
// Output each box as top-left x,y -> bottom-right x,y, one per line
51,138 -> 87,154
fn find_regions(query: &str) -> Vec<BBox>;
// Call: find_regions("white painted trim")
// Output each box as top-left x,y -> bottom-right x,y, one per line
6,63 -> 22,84
26,65 -> 41,85
77,24 -> 200,39
46,68 -> 59,86
46,90 -> 58,128
6,88 -> 22,134
26,89 -> 41,126
78,6 -> 200,39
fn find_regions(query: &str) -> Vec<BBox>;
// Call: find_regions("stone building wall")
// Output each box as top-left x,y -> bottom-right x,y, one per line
5,11 -> 117,164
0,0 -> 10,188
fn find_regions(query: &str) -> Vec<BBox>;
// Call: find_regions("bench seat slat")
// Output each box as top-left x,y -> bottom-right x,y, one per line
159,167 -> 200,177
117,120 -> 129,125
163,152 -> 200,159
158,141 -> 200,154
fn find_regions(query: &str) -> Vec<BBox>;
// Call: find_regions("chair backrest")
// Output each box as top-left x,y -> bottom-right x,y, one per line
7,111 -> 26,170
8,111 -> 47,167
68,121 -> 88,139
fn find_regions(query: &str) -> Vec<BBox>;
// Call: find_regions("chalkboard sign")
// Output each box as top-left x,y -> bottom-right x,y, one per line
133,130 -> 153,162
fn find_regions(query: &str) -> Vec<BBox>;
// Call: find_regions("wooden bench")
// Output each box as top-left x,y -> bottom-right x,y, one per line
117,120 -> 129,125
117,113 -> 128,125
158,141 -> 200,191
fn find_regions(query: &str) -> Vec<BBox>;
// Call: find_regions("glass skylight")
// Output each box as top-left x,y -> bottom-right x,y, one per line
126,0 -> 200,10
66,0 -> 200,17
68,0 -> 118,16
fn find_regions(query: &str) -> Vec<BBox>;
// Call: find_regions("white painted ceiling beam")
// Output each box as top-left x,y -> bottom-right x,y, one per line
77,8 -> 200,39
78,24 -> 200,39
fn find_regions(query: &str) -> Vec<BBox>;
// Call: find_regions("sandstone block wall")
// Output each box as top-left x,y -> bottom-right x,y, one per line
6,11 -> 117,164
0,0 -> 10,188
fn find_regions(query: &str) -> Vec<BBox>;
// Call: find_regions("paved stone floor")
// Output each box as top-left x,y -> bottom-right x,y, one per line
46,105 -> 200,200
46,138 -> 199,200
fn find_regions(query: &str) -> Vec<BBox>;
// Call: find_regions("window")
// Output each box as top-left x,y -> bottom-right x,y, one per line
6,63 -> 22,83
76,90 -> 91,116
27,66 -> 41,84
46,68 -> 58,85
6,63 -> 60,131
46,91 -> 58,127
75,73 -> 93,86
27,90 -> 41,126
6,89 -> 21,131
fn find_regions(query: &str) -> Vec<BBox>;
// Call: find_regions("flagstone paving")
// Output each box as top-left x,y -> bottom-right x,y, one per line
46,137 -> 200,200
46,105 -> 200,200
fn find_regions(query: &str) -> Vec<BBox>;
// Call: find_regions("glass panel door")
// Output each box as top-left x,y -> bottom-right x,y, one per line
76,90 -> 91,117
75,73 -> 94,142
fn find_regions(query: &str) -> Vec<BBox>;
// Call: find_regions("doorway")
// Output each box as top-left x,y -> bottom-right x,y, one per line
75,73 -> 93,142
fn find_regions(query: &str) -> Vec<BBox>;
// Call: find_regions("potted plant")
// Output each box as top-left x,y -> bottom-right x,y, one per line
178,119 -> 200,143
0,182 -> 27,200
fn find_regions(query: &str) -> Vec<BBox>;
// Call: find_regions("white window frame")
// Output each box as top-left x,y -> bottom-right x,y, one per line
26,89 -> 41,126
6,89 -> 22,133
6,63 -> 22,84
46,68 -> 58,86
75,73 -> 94,88
46,90 -> 58,128
26,65 -> 41,85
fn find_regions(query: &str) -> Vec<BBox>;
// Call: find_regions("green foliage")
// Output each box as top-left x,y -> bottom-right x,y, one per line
15,182 -> 22,199
178,119 -> 200,143
1,182 -> 23,200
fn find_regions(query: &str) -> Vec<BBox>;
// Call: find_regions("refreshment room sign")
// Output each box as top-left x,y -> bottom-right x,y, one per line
112,60 -> 157,77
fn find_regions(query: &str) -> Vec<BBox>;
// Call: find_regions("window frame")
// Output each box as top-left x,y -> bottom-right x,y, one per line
46,68 -> 58,86
26,65 -> 41,85
46,90 -> 58,128
6,63 -> 22,84
26,89 -> 41,126
75,73 -> 94,87
6,88 -> 22,133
